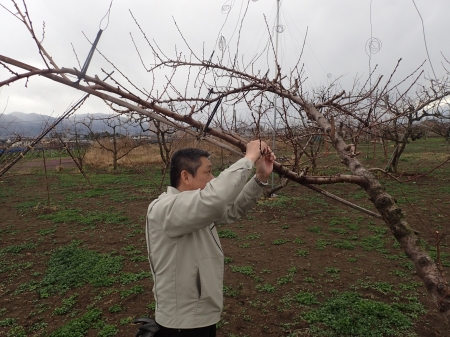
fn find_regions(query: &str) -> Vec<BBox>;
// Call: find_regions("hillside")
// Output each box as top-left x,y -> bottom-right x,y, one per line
0,112 -> 145,139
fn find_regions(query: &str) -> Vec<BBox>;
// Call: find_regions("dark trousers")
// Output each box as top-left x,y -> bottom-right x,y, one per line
156,324 -> 216,337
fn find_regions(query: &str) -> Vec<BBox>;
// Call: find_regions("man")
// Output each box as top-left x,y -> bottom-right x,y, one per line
145,140 -> 275,337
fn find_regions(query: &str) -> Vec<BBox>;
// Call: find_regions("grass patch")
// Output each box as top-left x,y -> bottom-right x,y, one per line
302,292 -> 415,337
38,208 -> 130,225
272,238 -> 290,245
119,271 -> 151,285
256,283 -> 276,293
333,240 -> 356,250
48,308 -> 102,337
120,285 -> 144,299
1,242 -> 37,255
223,285 -> 240,297
360,235 -> 385,251
53,293 -> 78,315
21,242 -> 123,298
230,265 -> 254,275
217,229 -> 238,239
307,226 -> 322,233
294,291 -> 319,305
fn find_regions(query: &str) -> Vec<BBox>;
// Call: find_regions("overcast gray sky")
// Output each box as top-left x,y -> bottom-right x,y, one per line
1,0 -> 449,118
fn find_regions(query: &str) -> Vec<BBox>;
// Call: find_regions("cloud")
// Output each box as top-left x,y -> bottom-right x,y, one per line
1,0 -> 450,116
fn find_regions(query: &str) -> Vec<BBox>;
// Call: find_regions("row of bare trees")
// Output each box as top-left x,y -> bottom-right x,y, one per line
3,109 -> 447,173
0,111 -> 181,172
1,0 -> 450,321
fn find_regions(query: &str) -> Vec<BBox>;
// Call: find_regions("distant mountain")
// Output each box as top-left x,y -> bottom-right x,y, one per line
0,112 -> 147,139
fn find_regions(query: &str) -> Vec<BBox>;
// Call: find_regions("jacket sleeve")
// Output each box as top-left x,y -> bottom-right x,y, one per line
154,158 -> 254,237
215,176 -> 263,225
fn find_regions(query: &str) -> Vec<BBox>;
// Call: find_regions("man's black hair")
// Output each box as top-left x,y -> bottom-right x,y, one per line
170,148 -> 210,188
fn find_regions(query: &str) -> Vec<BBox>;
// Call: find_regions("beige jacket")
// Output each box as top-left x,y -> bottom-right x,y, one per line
145,157 -> 263,328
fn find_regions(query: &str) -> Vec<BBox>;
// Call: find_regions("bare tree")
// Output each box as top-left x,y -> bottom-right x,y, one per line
65,118 -> 91,171
82,114 -> 144,170
1,0 -> 450,319
374,80 -> 450,172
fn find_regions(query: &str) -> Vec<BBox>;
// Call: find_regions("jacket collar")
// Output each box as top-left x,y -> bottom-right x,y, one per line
167,186 -> 181,194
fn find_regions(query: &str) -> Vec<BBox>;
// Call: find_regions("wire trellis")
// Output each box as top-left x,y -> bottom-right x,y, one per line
365,37 -> 382,56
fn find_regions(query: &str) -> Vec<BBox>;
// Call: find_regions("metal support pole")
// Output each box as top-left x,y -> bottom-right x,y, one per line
271,0 -> 280,191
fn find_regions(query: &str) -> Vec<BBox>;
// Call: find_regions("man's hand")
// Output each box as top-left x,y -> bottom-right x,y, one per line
255,145 -> 275,183
244,140 -> 269,163
243,140 -> 276,182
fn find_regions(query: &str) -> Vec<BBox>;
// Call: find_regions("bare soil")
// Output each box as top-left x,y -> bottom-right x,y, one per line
0,156 -> 449,337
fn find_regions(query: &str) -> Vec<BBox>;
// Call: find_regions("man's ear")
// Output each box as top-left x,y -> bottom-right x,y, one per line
180,170 -> 190,186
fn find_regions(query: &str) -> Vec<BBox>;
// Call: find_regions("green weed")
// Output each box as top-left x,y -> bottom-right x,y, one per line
224,257 -> 233,264
260,195 -> 291,208
1,243 -> 37,255
325,267 -> 340,274
400,261 -> 415,270
108,304 -> 123,313
329,217 -> 352,226
28,321 -> 48,333
119,271 -> 151,285
146,301 -> 156,311
315,239 -> 330,250
272,238 -> 290,245
351,279 -> 394,295
360,235 -> 385,251
97,324 -> 119,337
120,317 -> 133,325
223,285 -> 240,297
120,285 -> 144,299
333,240 -> 356,250
38,208 -> 130,225
389,269 -> 408,277
230,266 -> 254,275
276,274 -> 294,285
308,226 -> 322,233
296,249 -> 309,257
217,229 -> 238,239
243,233 -> 260,240
48,308 -> 102,337
301,292 -> 414,337
122,245 -> 140,254
53,293 -> 78,315
294,292 -> 319,305
5,324 -> 26,336
398,281 -> 422,291
391,296 -> 426,319
36,242 -> 123,297
0,318 -> 15,327
329,228 -> 347,235
130,255 -> 148,262
293,237 -> 304,244
256,283 -> 276,293
15,200 -> 40,213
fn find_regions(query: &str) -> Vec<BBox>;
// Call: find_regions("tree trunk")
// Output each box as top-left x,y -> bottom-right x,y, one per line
387,140 -> 407,173
113,140 -> 118,171
298,102 -> 450,319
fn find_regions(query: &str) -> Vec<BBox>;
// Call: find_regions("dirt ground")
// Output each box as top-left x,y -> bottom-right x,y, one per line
1,156 -> 450,336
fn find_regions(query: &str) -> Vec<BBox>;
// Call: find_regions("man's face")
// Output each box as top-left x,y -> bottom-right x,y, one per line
187,156 -> 214,190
